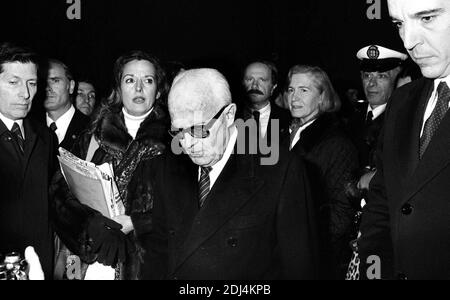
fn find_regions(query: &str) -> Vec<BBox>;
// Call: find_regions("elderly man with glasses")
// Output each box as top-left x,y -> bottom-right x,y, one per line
134,68 -> 319,280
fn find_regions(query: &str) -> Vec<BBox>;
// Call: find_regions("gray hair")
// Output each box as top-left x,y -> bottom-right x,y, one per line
170,68 -> 232,112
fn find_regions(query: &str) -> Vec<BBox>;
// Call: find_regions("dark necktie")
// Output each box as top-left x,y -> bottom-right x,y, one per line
199,166 -> 212,208
420,81 -> 450,159
253,111 -> 261,135
365,111 -> 374,127
289,118 -> 302,150
50,122 -> 57,132
253,111 -> 261,153
11,122 -> 24,154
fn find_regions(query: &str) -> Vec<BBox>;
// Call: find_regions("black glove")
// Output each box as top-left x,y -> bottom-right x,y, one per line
87,215 -> 127,267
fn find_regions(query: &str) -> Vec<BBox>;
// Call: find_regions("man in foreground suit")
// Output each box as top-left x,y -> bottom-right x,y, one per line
359,0 -> 450,279
140,68 -> 318,280
45,59 -> 89,150
0,43 -> 57,278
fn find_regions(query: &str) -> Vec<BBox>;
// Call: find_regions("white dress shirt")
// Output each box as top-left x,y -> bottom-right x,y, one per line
198,126 -> 238,189
0,112 -> 25,138
289,119 -> 317,150
367,103 -> 387,121
420,76 -> 450,137
254,102 -> 271,138
46,105 -> 76,145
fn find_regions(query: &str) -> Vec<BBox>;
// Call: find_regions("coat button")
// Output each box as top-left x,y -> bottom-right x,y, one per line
169,229 -> 176,236
227,237 -> 238,247
398,273 -> 408,280
401,204 -> 413,216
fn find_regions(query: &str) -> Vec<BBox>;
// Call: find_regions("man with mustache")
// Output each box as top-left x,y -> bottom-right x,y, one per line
358,0 -> 450,279
44,59 -> 89,151
353,45 -> 407,192
239,60 -> 290,152
0,43 -> 58,279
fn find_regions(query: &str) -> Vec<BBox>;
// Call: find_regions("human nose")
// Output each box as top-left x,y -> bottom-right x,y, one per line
21,83 -> 31,100
293,89 -> 302,100
180,132 -> 195,149
135,79 -> 143,92
401,22 -> 422,52
84,96 -> 92,105
46,82 -> 53,92
368,76 -> 377,87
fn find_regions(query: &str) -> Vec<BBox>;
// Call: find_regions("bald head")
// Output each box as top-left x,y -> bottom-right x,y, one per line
169,68 -> 232,123
168,69 -> 237,167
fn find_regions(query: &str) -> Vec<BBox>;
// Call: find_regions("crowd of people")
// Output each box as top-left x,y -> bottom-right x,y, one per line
1,0 -> 450,280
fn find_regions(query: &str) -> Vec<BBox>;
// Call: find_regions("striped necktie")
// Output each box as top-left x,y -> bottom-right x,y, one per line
420,81 -> 450,159
199,166 -> 212,208
11,122 -> 24,154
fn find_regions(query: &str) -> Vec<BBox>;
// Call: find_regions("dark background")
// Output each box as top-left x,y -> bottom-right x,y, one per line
0,0 -> 404,100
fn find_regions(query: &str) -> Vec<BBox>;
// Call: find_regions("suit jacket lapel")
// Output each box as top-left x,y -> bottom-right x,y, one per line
61,110 -> 87,149
175,154 -> 264,269
393,80 -> 432,182
62,112 -> 77,147
267,105 -> 289,144
172,155 -> 199,249
22,119 -> 39,174
402,99 -> 450,203
0,119 -> 24,168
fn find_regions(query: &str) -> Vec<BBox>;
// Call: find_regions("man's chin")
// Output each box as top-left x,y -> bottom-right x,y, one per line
420,65 -> 448,79
189,156 -> 210,166
11,110 -> 30,120
367,97 -> 386,107
249,95 -> 269,104
189,154 -> 221,168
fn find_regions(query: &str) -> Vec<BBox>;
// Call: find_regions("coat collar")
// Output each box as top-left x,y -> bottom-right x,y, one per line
291,113 -> 342,154
0,117 -> 44,148
174,151 -> 264,269
393,78 -> 433,183
22,118 -> 41,168
62,109 -> 89,146
94,104 -> 168,155
0,117 -> 9,136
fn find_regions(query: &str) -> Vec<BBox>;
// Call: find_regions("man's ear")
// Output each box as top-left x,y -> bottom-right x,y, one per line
69,80 -> 76,94
156,91 -> 161,100
271,84 -> 278,96
225,103 -> 237,126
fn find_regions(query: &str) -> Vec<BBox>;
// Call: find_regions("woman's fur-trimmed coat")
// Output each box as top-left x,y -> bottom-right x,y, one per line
50,105 -> 168,280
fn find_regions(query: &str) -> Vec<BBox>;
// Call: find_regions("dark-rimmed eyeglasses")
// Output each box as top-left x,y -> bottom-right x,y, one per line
168,105 -> 228,139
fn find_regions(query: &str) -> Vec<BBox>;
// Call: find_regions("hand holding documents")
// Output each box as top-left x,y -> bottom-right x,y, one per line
57,148 -> 127,280
57,148 -> 125,218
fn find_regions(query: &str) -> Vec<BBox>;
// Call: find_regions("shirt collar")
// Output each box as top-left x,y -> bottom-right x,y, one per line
0,112 -> 24,134
257,102 -> 271,115
201,126 -> 238,186
367,103 -> 387,120
46,105 -> 76,129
